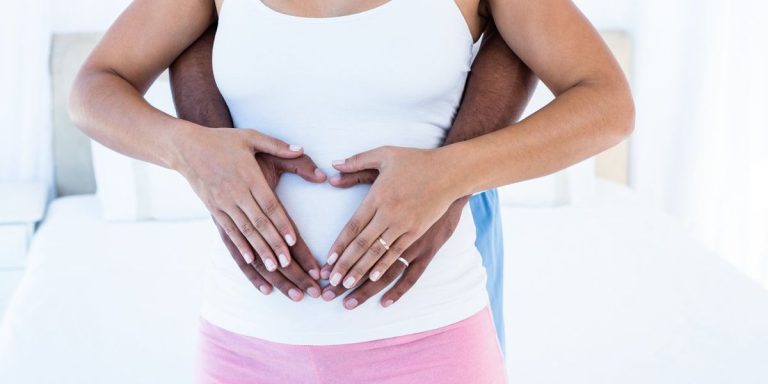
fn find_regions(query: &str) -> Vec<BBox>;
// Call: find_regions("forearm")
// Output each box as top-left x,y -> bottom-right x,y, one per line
69,68 -> 199,170
169,23 -> 234,129
444,76 -> 635,197
444,21 -> 536,146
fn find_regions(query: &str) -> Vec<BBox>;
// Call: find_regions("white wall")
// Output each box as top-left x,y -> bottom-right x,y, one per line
51,0 -> 130,33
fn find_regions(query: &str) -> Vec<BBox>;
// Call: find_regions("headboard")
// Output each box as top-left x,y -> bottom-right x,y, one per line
51,31 -> 632,196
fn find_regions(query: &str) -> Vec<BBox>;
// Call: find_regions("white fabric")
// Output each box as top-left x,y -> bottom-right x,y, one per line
204,0 -> 489,344
91,75 -> 209,221
0,0 -> 52,189
629,0 -> 768,286
2,183 -> 768,383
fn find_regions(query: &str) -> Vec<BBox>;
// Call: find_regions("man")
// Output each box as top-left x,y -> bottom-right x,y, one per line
169,20 -> 535,353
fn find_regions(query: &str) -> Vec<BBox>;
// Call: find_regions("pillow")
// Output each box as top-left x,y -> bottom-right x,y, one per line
91,74 -> 209,221
496,82 -> 597,207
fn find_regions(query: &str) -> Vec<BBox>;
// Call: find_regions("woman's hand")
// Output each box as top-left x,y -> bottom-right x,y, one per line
324,146 -> 462,289
173,125 -> 307,272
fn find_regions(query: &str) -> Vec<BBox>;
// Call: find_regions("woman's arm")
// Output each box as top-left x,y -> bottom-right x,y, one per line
326,0 -> 634,288
70,0 -> 305,272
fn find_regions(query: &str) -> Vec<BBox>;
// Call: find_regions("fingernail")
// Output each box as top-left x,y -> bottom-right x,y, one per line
322,290 -> 336,301
370,270 -> 381,281
309,269 -> 320,280
289,144 -> 303,152
382,299 -> 394,308
329,175 -> 341,185
243,253 -> 255,264
264,259 -> 277,272
330,273 -> 342,286
307,286 -> 321,298
314,168 -> 326,178
320,269 -> 331,280
278,254 -> 290,268
327,252 -> 338,265
259,285 -> 271,295
284,234 -> 296,247
345,298 -> 359,310
332,159 -> 345,166
288,288 -> 303,301
343,276 -> 356,289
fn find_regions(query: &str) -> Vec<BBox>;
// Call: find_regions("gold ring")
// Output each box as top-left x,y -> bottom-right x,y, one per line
397,257 -> 410,267
377,237 -> 390,251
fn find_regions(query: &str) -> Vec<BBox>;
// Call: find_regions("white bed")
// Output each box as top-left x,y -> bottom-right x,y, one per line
2,180 -> 767,383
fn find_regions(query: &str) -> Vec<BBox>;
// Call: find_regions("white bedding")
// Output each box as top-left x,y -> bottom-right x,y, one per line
1,181 -> 767,383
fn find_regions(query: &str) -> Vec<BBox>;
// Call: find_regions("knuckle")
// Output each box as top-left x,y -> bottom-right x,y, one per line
261,199 -> 280,216
240,222 -> 254,236
390,245 -> 406,256
252,215 -> 270,231
353,236 -> 369,250
346,220 -> 362,235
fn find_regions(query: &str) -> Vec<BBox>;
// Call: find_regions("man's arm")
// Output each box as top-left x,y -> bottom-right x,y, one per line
169,23 -> 324,301
320,21 -> 536,308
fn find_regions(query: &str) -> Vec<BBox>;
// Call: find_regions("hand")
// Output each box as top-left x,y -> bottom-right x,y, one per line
324,146 -> 462,289
214,153 -> 327,301
174,126 -> 307,272
320,196 -> 470,309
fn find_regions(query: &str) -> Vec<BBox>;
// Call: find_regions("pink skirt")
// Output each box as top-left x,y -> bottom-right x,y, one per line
198,307 -> 507,384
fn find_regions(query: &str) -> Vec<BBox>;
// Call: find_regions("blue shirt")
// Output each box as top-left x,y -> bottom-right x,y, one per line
469,189 -> 506,354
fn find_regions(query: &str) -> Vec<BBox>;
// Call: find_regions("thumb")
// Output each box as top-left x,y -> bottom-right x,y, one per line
272,155 -> 327,183
245,129 -> 304,159
329,170 -> 379,188
332,146 -> 389,173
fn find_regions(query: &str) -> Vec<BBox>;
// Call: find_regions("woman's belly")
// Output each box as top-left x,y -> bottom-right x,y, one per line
201,174 -> 490,345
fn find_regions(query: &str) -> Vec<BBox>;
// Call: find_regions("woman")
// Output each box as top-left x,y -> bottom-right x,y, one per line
70,0 -> 634,382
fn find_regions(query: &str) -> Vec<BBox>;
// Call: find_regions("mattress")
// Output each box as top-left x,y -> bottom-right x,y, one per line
1,182 -> 768,383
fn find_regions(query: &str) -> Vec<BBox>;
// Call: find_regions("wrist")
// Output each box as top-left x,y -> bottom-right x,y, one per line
165,121 -> 208,174
432,142 -> 478,200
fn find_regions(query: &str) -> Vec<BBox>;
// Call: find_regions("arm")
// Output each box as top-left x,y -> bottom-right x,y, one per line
70,0 -> 306,275
321,21 -> 536,308
327,0 -> 634,290
169,23 -> 324,300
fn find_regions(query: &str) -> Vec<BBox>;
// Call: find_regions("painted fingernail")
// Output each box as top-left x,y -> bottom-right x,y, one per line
288,288 -> 303,301
345,298 -> 359,310
332,159 -> 345,166
264,259 -> 277,272
278,254 -> 290,268
314,168 -> 326,178
370,270 -> 381,281
259,285 -> 271,295
322,290 -> 336,301
289,144 -> 303,152
243,253 -> 255,264
382,299 -> 394,308
330,175 -> 341,185
284,234 -> 296,247
330,273 -> 342,286
327,252 -> 338,265
343,276 -> 356,289
307,286 -> 321,298
309,269 -> 320,280
320,269 -> 331,280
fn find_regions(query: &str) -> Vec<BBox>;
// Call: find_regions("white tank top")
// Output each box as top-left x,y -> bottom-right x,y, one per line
201,0 -> 489,345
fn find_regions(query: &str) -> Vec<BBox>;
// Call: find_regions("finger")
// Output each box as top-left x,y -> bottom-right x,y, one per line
343,228 -> 404,289
320,264 -> 332,280
331,146 -> 389,173
329,214 -> 387,288
328,170 -> 379,188
279,261 -> 322,298
341,262 -> 405,309
368,233 -> 417,282
226,204 -> 279,272
237,194 -> 291,268
320,280 -> 349,302
215,220 -> 273,295
251,260 -> 305,302
380,258 -> 429,308
250,185 -> 296,267
211,210 -> 259,267
272,155 -> 327,183
325,201 -> 376,268
244,129 -> 304,159
286,219 -> 321,281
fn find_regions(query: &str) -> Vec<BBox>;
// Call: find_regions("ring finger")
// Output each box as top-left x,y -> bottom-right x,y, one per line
342,228 -> 404,288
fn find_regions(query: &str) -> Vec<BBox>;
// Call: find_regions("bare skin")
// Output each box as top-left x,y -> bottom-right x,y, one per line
70,0 -> 634,301
169,20 -> 535,307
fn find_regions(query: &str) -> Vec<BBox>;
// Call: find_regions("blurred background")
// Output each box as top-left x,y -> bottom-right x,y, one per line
1,0 -> 767,383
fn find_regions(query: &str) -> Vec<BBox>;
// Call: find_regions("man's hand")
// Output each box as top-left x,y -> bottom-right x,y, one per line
214,153 -> 327,301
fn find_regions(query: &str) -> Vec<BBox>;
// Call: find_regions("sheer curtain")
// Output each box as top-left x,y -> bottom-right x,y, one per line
631,0 -> 768,286
0,0 -> 52,189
